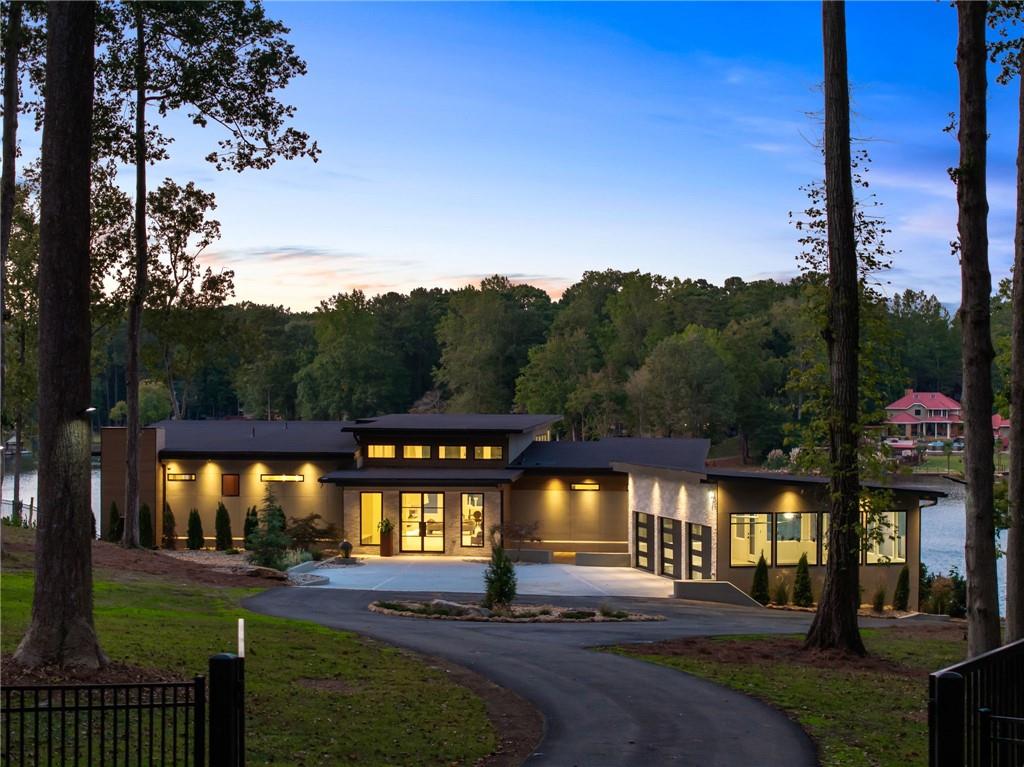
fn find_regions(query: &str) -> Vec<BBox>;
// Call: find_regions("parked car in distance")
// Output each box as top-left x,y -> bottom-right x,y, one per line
951,439 -> 965,451
927,440 -> 946,449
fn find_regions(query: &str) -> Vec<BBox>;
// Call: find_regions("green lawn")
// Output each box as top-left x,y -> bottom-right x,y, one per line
912,453 -> 964,474
1,533 -> 496,766
612,626 -> 965,767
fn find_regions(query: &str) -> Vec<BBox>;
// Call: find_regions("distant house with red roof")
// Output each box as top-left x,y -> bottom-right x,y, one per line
885,389 -> 963,439
993,414 -> 1012,448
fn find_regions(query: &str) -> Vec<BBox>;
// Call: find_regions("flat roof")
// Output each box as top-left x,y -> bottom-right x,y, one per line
514,438 -> 710,474
151,419 -> 358,457
704,468 -> 948,498
343,413 -> 561,434
319,468 -> 523,486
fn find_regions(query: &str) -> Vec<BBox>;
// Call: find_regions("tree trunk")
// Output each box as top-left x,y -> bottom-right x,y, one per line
123,3 -> 148,548
804,0 -> 865,655
1,0 -> 23,513
1006,54 -> 1024,643
956,0 -> 1002,657
13,0 -> 107,670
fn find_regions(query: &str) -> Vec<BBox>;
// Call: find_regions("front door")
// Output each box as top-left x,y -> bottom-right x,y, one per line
400,492 -> 445,553
634,512 -> 654,572
687,522 -> 712,579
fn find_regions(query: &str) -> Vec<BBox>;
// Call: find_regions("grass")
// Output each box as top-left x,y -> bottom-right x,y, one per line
612,627 -> 965,767
912,454 -> 964,474
1,531 -> 495,766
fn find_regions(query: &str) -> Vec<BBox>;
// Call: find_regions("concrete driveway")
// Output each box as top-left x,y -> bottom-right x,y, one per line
308,556 -> 676,598
247,587 -> 837,766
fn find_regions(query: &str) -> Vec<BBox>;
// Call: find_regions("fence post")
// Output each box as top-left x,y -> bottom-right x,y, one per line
931,671 -> 965,767
977,708 -> 991,767
209,653 -> 245,767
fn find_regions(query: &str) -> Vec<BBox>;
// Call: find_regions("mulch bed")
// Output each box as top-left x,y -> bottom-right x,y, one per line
1,656 -> 184,687
621,622 -> 964,677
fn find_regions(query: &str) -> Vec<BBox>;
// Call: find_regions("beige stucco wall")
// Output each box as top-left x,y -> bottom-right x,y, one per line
161,457 -> 345,548
626,468 -> 717,578
714,478 -> 922,610
507,474 -> 628,553
341,487 -> 503,557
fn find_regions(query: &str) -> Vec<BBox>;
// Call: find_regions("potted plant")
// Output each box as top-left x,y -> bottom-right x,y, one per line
378,517 -> 394,557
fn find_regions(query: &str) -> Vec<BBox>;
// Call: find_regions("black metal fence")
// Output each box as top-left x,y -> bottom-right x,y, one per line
929,638 -> 1024,767
1,679 -> 205,766
1,653 -> 246,767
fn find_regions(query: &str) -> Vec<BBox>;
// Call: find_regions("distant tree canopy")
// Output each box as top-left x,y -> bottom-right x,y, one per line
63,267 -> 994,463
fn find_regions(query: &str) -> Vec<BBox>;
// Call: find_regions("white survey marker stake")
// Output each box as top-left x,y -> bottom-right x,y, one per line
238,617 -> 246,658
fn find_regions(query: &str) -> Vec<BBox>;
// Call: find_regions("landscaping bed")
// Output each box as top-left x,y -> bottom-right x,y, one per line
1,526 -> 538,767
370,598 -> 664,622
611,621 -> 966,767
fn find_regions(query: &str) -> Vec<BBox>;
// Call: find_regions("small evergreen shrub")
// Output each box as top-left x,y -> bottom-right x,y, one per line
772,578 -> 789,606
793,552 -> 813,607
872,585 -> 887,613
139,504 -> 154,548
186,509 -> 205,550
893,564 -> 910,611
750,553 -> 770,605
215,502 -> 233,551
243,506 -> 259,544
562,610 -> 597,620
162,504 -> 177,549
286,512 -> 338,551
483,544 -> 517,610
247,487 -> 292,570
106,502 -> 123,542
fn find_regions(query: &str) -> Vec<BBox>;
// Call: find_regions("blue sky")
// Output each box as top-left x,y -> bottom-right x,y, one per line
151,1 -> 1018,310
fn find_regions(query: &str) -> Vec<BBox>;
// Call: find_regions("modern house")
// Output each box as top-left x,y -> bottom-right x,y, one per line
101,413 -> 943,609
885,389 -> 963,439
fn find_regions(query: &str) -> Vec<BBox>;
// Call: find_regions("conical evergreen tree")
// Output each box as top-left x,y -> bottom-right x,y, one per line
751,554 -> 770,605
187,509 -> 205,550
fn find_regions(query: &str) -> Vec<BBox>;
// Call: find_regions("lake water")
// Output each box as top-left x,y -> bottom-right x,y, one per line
0,470 -> 1007,610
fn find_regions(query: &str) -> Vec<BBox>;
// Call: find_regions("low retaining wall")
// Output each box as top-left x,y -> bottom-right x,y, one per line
673,580 -> 763,608
575,552 -> 630,568
509,549 -> 553,564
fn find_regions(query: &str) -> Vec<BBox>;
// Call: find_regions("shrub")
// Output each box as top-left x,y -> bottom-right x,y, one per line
286,513 -> 338,551
162,503 -> 177,549
243,506 -> 259,543
215,502 -> 233,551
139,504 -> 154,548
483,544 -> 517,610
489,521 -> 540,562
946,566 -> 967,618
562,610 -> 597,620
893,564 -> 910,611
106,502 -> 123,542
247,487 -> 292,570
772,578 -> 789,606
598,604 -> 628,619
282,549 -> 313,569
872,585 -> 886,613
793,552 -> 813,607
750,554 -> 770,605
763,448 -> 788,471
186,509 -> 204,550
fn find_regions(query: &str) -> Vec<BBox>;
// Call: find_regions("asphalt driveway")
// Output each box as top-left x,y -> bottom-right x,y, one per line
246,587 -> 834,766
308,557 -> 675,597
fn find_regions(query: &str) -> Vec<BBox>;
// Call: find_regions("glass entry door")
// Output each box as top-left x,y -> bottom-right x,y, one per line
400,492 -> 445,553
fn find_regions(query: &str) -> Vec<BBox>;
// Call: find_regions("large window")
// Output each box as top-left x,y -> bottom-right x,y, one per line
474,446 -> 503,460
730,513 -> 772,566
865,510 -> 907,564
403,445 -> 431,459
774,512 -> 819,566
360,493 -> 382,545
221,474 -> 240,497
400,492 -> 444,552
439,446 -> 467,460
461,493 -> 484,547
366,444 -> 395,459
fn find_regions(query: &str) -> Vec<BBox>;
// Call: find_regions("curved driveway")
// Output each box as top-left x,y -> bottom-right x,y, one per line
247,587 -> 833,766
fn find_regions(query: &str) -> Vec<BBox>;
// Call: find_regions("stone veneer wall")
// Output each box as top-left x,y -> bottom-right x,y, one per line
626,469 -> 717,578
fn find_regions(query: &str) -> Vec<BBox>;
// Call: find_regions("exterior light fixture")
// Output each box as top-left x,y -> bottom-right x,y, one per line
79,406 -> 97,416
571,482 -> 600,491
260,474 -> 304,483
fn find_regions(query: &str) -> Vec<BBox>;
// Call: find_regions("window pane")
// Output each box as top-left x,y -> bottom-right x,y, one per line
360,493 -> 382,545
367,445 -> 395,458
222,474 -> 240,497
439,446 -> 467,459
474,446 -> 503,460
403,445 -> 431,459
821,513 -> 830,564
774,512 -> 818,566
462,493 -> 484,547
866,510 -> 907,564
730,513 -> 772,566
